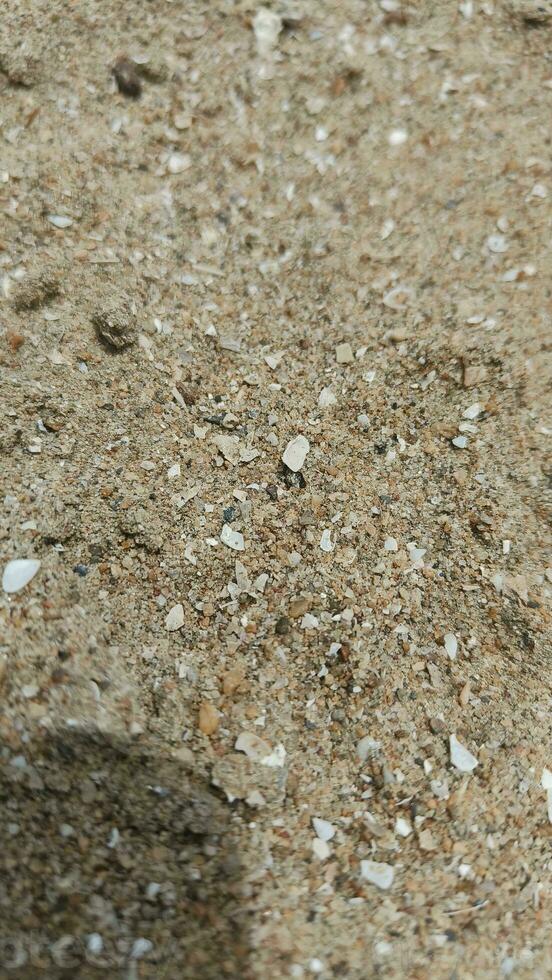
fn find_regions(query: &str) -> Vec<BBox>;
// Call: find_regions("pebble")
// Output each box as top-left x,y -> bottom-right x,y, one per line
449,734 -> 479,773
360,860 -> 394,890
87,934 -> 104,955
221,524 -> 245,551
93,305 -> 136,350
395,817 -> 412,837
384,537 -> 398,552
235,731 -> 273,762
253,7 -> 282,57
357,735 -> 381,762
357,413 -> 370,430
113,57 -> 142,98
2,558 -> 41,594
198,702 -> 220,736
165,603 -> 185,631
282,435 -> 310,472
452,435 -> 468,449
335,342 -> 354,364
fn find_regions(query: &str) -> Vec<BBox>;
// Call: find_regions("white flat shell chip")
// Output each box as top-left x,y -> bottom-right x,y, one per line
165,603 -> 185,631
319,529 -> 334,553
235,733 -> 286,768
542,768 -> 552,824
383,284 -> 414,310
282,435 -> 310,472
2,559 -> 41,594
360,860 -> 394,890
463,403 -> 483,420
253,7 -> 282,57
47,214 -> 73,229
395,817 -> 412,837
449,734 -> 478,773
357,735 -> 381,762
312,817 -> 335,841
384,537 -> 398,552
221,524 -> 245,551
318,386 -> 337,408
444,633 -> 458,660
312,838 -> 331,860
168,153 -> 191,174
452,435 -> 468,449
487,234 -> 508,253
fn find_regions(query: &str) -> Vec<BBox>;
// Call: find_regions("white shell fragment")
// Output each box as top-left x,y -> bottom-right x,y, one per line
47,214 -> 73,229
487,234 -> 508,254
463,403 -> 483,420
542,768 -> 552,824
282,435 -> 310,472
168,153 -> 191,174
221,524 -> 245,551
452,435 -> 468,449
318,386 -> 337,408
165,603 -> 185,631
312,838 -> 331,860
319,529 -> 334,553
444,633 -> 458,660
253,7 -> 282,57
449,734 -> 478,773
312,817 -> 335,842
360,860 -> 394,890
2,559 -> 41,594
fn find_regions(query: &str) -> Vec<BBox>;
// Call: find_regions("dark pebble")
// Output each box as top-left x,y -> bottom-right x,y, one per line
113,58 -> 142,98
73,564 -> 89,577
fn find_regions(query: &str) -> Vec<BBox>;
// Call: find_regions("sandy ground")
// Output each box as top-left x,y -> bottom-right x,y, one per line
1,1 -> 552,977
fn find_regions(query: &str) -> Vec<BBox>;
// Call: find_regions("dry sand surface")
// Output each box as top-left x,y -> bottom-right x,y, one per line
1,0 -> 552,977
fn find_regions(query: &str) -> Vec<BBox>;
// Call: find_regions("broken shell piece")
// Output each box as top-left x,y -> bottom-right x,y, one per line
2,559 -> 41,594
449,734 -> 478,773
165,603 -> 185,631
360,860 -> 394,890
282,435 -> 310,472
312,817 -> 335,841
221,525 -> 245,551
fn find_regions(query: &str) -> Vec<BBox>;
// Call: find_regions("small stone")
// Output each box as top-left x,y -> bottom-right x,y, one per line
221,524 -> 245,551
93,304 -> 136,350
253,7 -> 282,57
13,271 -> 60,311
357,414 -> 370,430
360,860 -> 394,890
167,463 -> 181,479
113,57 -> 142,98
198,702 -> 220,736
288,597 -> 310,618
275,616 -> 290,635
449,734 -> 478,773
452,435 -> 468,449
2,559 -> 41,594
282,435 -> 310,472
444,633 -> 458,659
312,817 -> 335,841
165,603 -> 185,631
335,342 -> 354,364
463,364 -> 488,388
384,537 -> 398,552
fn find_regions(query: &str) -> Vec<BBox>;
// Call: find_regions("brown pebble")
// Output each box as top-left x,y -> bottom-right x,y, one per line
288,597 -> 310,618
112,58 -> 142,98
198,702 -> 219,736
222,668 -> 244,696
